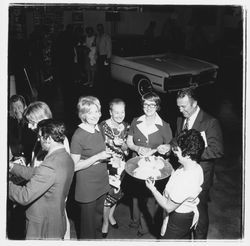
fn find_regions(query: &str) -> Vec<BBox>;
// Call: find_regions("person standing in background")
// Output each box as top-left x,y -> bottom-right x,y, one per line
9,95 -> 36,163
83,26 -> 97,87
174,88 -> 224,239
96,23 -> 112,87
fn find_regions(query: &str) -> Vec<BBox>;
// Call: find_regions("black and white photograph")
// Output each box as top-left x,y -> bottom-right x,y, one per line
1,0 -> 247,244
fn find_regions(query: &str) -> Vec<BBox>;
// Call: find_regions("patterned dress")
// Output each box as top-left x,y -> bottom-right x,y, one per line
99,119 -> 130,207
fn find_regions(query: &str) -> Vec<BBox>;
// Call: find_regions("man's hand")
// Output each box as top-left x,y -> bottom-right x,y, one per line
157,144 -> 171,155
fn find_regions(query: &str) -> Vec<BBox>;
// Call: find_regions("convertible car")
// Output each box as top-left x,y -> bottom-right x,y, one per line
111,35 -> 219,95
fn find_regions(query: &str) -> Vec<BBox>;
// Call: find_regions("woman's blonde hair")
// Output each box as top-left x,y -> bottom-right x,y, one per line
23,101 -> 52,123
77,96 -> 101,121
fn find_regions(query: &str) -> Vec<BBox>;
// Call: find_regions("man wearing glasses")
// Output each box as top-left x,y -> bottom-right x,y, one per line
9,119 -> 74,239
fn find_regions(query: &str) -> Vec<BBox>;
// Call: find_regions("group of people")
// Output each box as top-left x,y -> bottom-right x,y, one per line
75,23 -> 112,88
8,87 -> 223,240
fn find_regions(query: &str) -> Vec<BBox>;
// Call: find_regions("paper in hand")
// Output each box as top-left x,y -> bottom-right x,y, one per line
200,131 -> 208,147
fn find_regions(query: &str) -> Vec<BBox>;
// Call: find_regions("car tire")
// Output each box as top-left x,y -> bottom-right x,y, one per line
137,77 -> 153,96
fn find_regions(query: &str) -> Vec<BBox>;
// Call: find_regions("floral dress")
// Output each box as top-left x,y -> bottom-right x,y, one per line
99,119 -> 130,207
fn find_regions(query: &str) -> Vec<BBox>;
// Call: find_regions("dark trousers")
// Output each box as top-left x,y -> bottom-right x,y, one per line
194,189 -> 209,239
194,162 -> 215,239
77,193 -> 106,239
96,55 -> 110,88
163,211 -> 194,239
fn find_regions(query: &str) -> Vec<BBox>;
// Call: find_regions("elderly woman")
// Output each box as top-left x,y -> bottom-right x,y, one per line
23,101 -> 70,167
70,96 -> 112,239
99,98 -> 130,238
127,92 -> 172,237
146,129 -> 205,239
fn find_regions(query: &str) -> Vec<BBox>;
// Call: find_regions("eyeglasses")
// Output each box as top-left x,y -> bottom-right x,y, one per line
143,103 -> 157,109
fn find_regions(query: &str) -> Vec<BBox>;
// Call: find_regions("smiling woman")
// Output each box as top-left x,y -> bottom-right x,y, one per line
70,96 -> 112,239
126,91 -> 173,236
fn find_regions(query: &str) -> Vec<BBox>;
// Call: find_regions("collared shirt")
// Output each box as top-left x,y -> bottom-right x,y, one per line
183,106 -> 200,130
128,113 -> 172,151
71,122 -> 109,203
78,122 -> 100,133
136,113 -> 163,141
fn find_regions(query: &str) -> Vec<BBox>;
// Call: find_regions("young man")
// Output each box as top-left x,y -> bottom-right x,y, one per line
9,119 -> 74,239
175,88 -> 224,239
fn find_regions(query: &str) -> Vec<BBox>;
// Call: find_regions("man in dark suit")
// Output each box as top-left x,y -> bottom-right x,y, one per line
9,119 -> 74,239
175,88 -> 224,239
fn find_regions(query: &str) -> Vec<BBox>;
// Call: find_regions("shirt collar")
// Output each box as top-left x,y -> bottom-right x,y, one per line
189,106 -> 200,121
137,113 -> 163,126
185,106 -> 200,129
79,122 -> 100,133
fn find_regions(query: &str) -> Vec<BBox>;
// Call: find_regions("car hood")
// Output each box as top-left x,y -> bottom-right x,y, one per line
128,53 -> 218,75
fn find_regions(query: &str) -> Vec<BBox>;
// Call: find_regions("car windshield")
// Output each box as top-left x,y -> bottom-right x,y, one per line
112,35 -> 167,57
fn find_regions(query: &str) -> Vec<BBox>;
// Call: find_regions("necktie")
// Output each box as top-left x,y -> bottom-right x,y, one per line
183,118 -> 189,130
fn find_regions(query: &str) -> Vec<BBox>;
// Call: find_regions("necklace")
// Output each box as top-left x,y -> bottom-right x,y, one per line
108,119 -> 124,138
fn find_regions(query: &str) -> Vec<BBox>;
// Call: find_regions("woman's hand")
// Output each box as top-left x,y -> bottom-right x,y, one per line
138,146 -> 152,156
113,137 -> 124,146
145,177 -> 156,192
157,144 -> 171,155
97,150 -> 112,161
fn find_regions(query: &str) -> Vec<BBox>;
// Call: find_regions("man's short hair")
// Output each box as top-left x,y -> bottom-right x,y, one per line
38,119 -> 66,144
177,129 -> 205,162
177,87 -> 197,101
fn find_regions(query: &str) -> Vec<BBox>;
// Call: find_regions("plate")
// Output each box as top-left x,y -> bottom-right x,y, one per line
125,156 -> 173,180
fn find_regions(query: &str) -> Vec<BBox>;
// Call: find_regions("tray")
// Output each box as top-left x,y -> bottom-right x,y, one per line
125,156 -> 173,180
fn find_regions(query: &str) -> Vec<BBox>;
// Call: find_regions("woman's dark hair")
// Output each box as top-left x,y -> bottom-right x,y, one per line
177,129 -> 205,162
141,92 -> 161,111
38,119 -> 66,144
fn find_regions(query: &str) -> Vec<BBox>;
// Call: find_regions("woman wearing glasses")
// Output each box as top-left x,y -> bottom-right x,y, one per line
126,92 -> 173,237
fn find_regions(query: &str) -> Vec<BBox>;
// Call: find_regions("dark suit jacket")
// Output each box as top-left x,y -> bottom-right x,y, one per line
9,148 -> 74,239
176,109 -> 224,190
